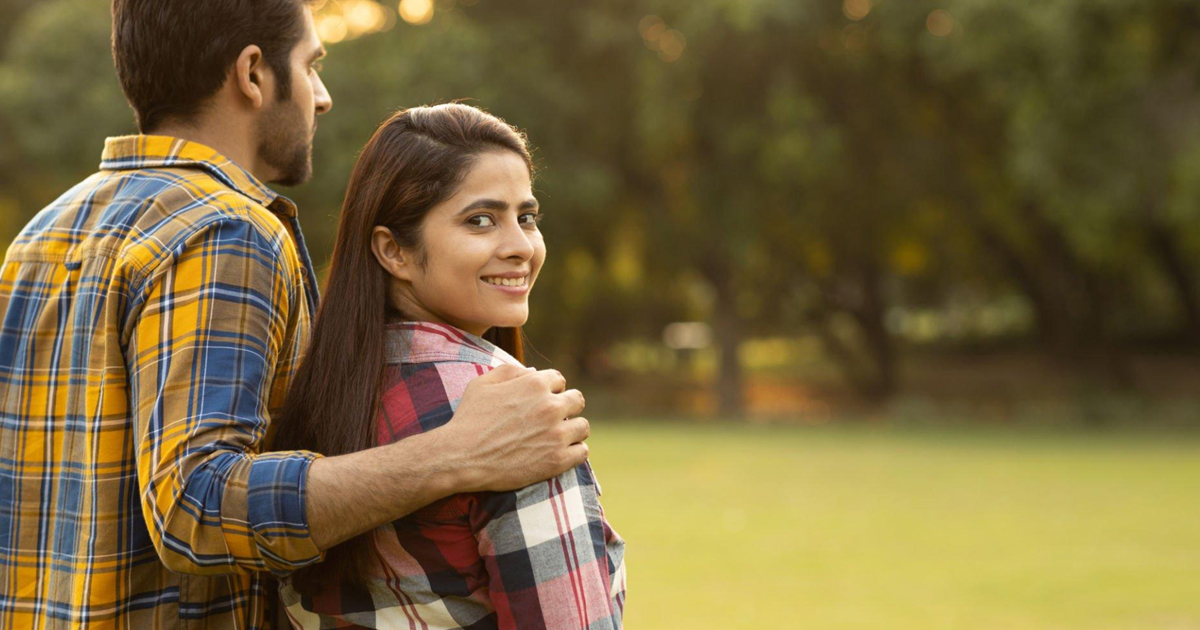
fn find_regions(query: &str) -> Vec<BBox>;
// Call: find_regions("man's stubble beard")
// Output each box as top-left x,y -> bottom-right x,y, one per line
258,95 -> 313,187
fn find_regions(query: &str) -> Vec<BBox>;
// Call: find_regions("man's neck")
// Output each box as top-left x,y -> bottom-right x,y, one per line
151,121 -> 268,182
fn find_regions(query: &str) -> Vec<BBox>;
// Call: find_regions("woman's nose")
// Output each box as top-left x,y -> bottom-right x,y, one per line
497,222 -> 535,260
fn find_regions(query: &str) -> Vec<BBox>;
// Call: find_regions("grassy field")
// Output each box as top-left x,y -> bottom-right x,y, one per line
586,422 -> 1200,629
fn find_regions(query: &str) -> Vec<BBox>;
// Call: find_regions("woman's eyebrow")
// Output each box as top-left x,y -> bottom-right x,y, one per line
457,199 -> 507,215
457,198 -> 539,215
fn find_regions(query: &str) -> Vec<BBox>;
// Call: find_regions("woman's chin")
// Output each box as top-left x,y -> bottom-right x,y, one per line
483,311 -> 529,330
486,321 -> 527,331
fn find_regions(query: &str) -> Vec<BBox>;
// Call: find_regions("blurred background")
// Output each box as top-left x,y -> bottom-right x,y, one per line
2,0 -> 1199,627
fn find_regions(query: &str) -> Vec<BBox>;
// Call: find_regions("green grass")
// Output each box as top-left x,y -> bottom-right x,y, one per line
586,422 -> 1200,629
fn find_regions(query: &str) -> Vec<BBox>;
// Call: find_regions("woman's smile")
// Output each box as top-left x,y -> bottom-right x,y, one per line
481,273 -> 531,293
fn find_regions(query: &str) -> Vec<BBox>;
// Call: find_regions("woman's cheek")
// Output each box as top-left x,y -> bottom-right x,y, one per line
532,235 -> 547,271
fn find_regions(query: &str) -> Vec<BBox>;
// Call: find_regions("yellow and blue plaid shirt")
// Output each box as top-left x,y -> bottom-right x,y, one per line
0,136 -> 325,628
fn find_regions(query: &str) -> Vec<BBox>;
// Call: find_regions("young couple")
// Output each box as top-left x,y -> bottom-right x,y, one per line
0,1 -> 623,629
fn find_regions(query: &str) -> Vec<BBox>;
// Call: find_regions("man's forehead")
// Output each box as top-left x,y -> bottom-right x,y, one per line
299,10 -> 325,58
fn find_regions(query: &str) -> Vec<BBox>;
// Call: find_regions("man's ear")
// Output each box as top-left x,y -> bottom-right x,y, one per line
234,45 -> 269,109
371,226 -> 416,282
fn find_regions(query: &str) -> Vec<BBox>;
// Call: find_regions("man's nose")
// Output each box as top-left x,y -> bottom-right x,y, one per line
314,75 -> 333,115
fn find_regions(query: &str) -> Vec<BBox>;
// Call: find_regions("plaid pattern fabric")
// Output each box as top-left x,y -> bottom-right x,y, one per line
280,322 -> 626,629
0,136 -> 325,629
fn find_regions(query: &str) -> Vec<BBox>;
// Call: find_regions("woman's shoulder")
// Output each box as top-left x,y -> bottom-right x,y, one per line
383,321 -> 521,369
376,360 -> 494,445
375,321 -> 522,443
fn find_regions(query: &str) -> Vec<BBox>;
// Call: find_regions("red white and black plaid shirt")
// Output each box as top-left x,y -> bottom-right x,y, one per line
280,322 -> 626,629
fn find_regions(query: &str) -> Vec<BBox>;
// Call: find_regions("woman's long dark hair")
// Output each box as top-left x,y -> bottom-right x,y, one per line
274,104 -> 533,592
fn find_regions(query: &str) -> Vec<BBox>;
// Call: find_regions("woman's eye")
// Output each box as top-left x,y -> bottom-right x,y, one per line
468,215 -> 496,228
310,62 -> 324,74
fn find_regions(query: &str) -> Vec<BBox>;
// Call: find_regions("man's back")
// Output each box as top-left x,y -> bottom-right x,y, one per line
0,136 -> 324,628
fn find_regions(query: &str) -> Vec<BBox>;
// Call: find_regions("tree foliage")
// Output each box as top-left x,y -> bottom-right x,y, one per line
3,0 -> 1200,410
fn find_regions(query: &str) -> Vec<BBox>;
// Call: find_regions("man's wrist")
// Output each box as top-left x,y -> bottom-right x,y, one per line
405,424 -> 485,496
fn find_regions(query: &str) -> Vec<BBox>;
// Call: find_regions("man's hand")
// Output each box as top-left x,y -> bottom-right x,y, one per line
434,365 -> 591,493
305,365 -> 589,551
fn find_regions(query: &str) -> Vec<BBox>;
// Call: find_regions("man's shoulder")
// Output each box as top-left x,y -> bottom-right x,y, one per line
109,166 -> 295,278
129,166 -> 291,246
10,166 -> 293,275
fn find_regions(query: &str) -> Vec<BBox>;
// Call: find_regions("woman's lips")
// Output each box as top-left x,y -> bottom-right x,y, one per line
481,275 -> 531,294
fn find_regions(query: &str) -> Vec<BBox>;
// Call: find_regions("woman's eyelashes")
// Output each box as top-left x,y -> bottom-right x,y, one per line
465,212 -> 542,229
467,214 -> 496,228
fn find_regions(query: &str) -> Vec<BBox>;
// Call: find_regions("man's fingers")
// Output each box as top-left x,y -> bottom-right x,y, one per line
562,442 -> 590,469
561,416 -> 591,445
557,389 -> 586,419
530,369 -> 566,394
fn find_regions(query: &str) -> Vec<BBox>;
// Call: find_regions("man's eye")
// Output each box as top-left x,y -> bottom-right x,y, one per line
518,213 -> 542,226
468,215 -> 496,227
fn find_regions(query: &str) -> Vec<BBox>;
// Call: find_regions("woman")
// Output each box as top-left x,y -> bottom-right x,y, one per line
274,104 -> 625,630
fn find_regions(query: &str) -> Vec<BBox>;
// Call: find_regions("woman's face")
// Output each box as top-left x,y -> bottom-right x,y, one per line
386,150 -> 544,336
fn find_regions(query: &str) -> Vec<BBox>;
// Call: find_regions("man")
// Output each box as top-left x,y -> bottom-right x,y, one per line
0,1 -> 591,628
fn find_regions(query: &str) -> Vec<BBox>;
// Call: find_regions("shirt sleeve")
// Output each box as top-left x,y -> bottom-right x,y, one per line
125,218 -> 324,576
469,462 -> 626,630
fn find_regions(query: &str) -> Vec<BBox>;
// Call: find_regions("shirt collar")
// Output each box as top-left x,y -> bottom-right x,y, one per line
99,135 -> 298,217
384,321 -> 521,368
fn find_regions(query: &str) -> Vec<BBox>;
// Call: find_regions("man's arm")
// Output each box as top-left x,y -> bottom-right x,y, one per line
127,219 -> 324,575
128,218 -> 589,573
304,365 -> 590,550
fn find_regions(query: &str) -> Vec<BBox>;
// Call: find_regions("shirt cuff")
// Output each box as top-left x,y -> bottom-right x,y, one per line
247,450 -> 326,574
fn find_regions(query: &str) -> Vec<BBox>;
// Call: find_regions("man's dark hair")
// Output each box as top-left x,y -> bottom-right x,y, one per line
111,0 -> 313,132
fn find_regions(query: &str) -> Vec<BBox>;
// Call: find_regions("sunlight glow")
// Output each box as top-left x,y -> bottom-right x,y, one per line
344,0 -> 388,36
658,30 -> 686,62
399,0 -> 435,25
843,0 -> 871,21
317,14 -> 348,43
316,0 -> 394,43
926,9 -> 955,37
639,15 -> 665,41
639,15 -> 685,63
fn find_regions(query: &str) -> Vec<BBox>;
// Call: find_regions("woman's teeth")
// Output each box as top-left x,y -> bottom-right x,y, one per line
483,276 -> 527,287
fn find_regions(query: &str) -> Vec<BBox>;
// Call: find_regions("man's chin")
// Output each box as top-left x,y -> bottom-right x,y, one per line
271,171 -> 311,188
267,156 -> 313,187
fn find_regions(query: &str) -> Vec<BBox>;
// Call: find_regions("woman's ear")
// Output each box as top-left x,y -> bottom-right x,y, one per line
371,226 -> 415,282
